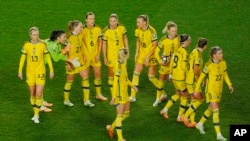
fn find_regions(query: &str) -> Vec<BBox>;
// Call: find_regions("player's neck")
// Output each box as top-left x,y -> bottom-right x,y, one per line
212,59 -> 220,64
30,40 -> 39,44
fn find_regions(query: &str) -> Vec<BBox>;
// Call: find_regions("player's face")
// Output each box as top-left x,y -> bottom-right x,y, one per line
74,23 -> 83,34
168,27 -> 177,38
57,33 -> 66,44
30,30 -> 39,42
86,15 -> 95,27
136,18 -> 145,29
109,17 -> 118,29
214,50 -> 223,61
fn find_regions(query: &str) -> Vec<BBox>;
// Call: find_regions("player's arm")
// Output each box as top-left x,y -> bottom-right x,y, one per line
181,50 -> 188,72
224,70 -> 233,93
95,35 -> 102,62
102,39 -> 108,65
194,64 -> 201,80
135,37 -> 140,62
154,46 -> 161,64
45,52 -> 54,79
123,34 -> 129,57
18,54 -> 26,80
194,72 -> 206,92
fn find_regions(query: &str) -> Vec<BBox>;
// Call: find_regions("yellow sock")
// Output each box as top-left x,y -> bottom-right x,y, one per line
178,96 -> 188,116
200,107 -> 213,124
165,94 -> 180,110
64,80 -> 73,101
148,75 -> 159,88
82,77 -> 90,102
156,80 -> 164,100
30,96 -> 36,106
190,100 -> 203,122
94,79 -> 101,95
184,100 -> 202,119
213,109 -> 221,134
34,97 -> 42,117
116,115 -> 123,140
108,77 -> 114,97
122,111 -> 130,121
131,71 -> 140,98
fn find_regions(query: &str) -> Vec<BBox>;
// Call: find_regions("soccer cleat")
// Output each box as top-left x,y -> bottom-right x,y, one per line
40,106 -> 52,112
217,134 -> 227,141
31,116 -> 40,124
64,101 -> 74,107
96,94 -> 108,101
183,116 -> 197,128
84,100 -> 95,107
160,110 -> 169,119
106,125 -> 114,139
160,94 -> 167,102
43,101 -> 53,107
196,122 -> 205,134
153,99 -> 161,107
176,115 -> 184,122
129,96 -> 136,102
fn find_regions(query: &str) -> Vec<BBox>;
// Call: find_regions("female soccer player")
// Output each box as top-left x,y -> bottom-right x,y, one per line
153,21 -> 179,107
106,48 -> 138,141
102,13 -> 129,98
160,34 -> 191,121
18,27 -> 54,123
182,38 -> 208,127
63,20 -> 95,107
195,46 -> 233,141
129,14 -> 158,102
41,30 -> 80,112
81,12 -> 107,102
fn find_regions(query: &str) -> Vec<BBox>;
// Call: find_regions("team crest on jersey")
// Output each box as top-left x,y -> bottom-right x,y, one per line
152,34 -> 157,40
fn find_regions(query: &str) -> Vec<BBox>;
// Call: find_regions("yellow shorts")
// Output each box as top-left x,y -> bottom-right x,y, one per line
172,80 -> 186,91
26,73 -> 45,86
85,60 -> 101,68
136,56 -> 158,66
66,65 -> 87,74
206,92 -> 222,103
114,96 -> 129,105
159,65 -> 170,75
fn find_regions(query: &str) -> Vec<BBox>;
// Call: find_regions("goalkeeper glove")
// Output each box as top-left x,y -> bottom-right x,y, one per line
68,57 -> 80,67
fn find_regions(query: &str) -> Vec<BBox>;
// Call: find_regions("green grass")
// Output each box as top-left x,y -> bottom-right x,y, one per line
0,0 -> 250,141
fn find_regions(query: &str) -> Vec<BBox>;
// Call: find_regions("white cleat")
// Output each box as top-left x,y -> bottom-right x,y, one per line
64,101 -> 74,107
196,122 -> 205,134
153,99 -> 161,107
84,100 -> 95,107
31,116 -> 40,124
129,96 -> 136,102
217,134 -> 227,141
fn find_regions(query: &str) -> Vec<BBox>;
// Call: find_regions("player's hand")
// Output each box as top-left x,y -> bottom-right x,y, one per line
110,98 -> 115,105
50,72 -> 54,79
132,86 -> 138,93
229,86 -> 234,93
18,73 -> 23,80
66,62 -> 73,72
192,92 -> 203,100
95,55 -> 100,63
70,58 -> 81,67
161,61 -> 167,66
104,57 -> 108,66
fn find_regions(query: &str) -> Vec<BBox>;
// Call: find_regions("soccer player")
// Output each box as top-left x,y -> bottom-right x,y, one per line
129,14 -> 158,102
18,27 -> 54,124
106,48 -> 138,141
182,38 -> 208,127
160,34 -> 191,122
153,21 -> 179,107
195,46 -> 233,141
102,13 -> 129,98
63,20 -> 95,107
41,30 -> 80,112
81,12 -> 107,102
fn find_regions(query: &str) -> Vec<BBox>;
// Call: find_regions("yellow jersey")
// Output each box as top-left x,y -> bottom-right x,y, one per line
67,33 -> 85,66
82,24 -> 102,60
102,24 -> 127,61
19,41 -> 53,75
135,25 -> 158,59
112,61 -> 132,102
186,48 -> 203,84
172,47 -> 188,81
195,60 -> 232,94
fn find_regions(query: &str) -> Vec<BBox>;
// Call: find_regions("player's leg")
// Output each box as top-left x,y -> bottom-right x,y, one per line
129,63 -> 143,102
115,104 -> 126,141
28,85 -> 37,122
108,66 -> 115,98
148,65 -> 158,88
153,73 -> 167,107
80,68 -> 94,107
161,89 -> 180,119
32,84 -> 44,123
93,65 -> 107,100
63,74 -> 74,106
177,88 -> 189,122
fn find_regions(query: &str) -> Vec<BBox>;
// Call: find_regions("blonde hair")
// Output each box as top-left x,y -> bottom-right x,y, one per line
138,14 -> 149,27
210,46 -> 222,61
66,20 -> 81,38
109,13 -> 119,21
29,27 -> 39,34
162,21 -> 177,34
